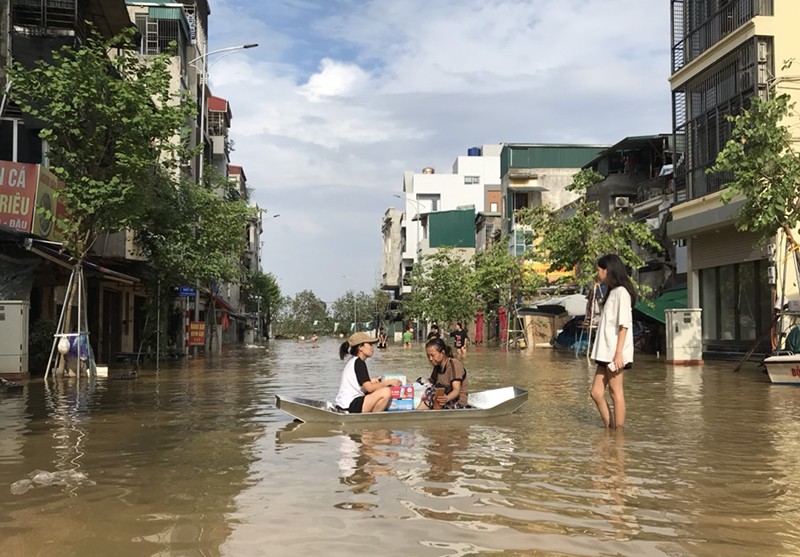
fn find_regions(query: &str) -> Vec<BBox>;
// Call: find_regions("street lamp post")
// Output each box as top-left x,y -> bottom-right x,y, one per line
342,275 -> 357,333
187,42 -> 257,356
394,194 -> 426,342
393,194 -> 424,262
189,43 -> 258,186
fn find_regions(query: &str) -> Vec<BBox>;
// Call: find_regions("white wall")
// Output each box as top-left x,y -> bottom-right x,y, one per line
399,148 -> 500,263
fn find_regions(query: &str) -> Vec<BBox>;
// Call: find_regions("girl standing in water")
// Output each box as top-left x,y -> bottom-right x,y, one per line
590,254 -> 636,429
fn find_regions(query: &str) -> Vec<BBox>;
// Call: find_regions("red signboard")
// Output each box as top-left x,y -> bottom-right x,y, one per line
188,321 -> 205,346
0,161 -> 39,233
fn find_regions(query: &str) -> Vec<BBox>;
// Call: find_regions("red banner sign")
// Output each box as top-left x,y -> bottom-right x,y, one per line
188,321 -> 205,346
0,161 -> 38,233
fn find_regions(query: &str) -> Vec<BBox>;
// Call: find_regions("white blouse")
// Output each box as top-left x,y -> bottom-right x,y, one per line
591,286 -> 634,365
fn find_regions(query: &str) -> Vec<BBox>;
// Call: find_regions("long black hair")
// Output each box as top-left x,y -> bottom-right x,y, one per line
339,341 -> 361,360
597,254 -> 637,306
425,337 -> 454,382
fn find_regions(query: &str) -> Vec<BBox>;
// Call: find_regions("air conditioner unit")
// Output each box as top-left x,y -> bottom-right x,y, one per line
613,196 -> 630,209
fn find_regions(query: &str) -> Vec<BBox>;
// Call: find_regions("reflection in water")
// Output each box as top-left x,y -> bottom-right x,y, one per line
421,426 -> 468,497
44,377 -> 92,496
590,430 -> 639,542
3,342 -> 800,556
337,429 -> 401,497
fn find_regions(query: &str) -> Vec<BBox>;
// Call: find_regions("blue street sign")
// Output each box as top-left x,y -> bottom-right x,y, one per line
179,286 -> 196,297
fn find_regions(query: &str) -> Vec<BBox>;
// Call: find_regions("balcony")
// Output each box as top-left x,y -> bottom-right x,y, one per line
635,175 -> 673,205
671,0 -> 773,73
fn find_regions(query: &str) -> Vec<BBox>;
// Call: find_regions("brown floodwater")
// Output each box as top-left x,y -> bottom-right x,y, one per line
1,339 -> 800,557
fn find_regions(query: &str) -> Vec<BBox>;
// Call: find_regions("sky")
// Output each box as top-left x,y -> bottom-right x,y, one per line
205,0 -> 673,304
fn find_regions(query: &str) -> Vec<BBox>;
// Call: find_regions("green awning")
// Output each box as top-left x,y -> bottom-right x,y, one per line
634,288 -> 687,324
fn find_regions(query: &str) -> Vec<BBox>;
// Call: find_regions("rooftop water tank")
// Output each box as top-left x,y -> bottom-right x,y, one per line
467,147 -> 481,157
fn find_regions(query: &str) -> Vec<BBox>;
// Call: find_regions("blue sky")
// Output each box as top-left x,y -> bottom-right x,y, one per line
205,0 -> 673,303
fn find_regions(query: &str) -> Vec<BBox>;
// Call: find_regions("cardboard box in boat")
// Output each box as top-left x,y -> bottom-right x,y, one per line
387,398 -> 415,411
390,385 -> 414,400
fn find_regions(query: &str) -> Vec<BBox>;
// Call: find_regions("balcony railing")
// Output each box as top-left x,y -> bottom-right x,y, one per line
671,0 -> 773,73
635,175 -> 673,205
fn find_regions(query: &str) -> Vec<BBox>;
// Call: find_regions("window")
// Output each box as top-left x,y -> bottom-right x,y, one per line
464,176 -> 480,184
699,260 -> 771,346
0,119 -> 43,164
490,202 -> 498,212
417,194 -> 439,212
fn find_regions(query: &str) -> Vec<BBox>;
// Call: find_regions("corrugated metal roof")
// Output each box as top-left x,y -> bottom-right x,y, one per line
500,144 -> 607,177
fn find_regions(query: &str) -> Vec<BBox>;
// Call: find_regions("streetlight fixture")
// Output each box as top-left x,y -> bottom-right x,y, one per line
190,43 -> 259,185
342,275 -> 357,333
188,42 -> 257,356
393,194 -> 424,262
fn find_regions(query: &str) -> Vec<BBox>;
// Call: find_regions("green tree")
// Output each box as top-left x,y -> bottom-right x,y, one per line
709,87 -> 800,249
331,288 -> 390,333
473,237 -> 544,311
136,166 -> 254,286
403,247 -> 479,326
241,271 -> 282,339
8,28 -> 193,366
8,28 -> 191,263
519,169 -> 659,293
273,290 -> 329,337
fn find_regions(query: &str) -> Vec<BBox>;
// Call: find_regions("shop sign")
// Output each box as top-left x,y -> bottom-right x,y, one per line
0,161 -> 38,233
188,321 -> 205,346
31,166 -> 67,242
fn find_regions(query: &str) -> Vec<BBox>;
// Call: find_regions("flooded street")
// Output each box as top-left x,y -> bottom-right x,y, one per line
2,339 -> 800,556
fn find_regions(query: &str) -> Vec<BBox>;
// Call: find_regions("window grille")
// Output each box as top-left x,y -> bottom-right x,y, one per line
672,38 -> 771,200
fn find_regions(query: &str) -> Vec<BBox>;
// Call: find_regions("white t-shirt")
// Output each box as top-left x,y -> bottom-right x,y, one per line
591,286 -> 634,365
335,356 -> 368,409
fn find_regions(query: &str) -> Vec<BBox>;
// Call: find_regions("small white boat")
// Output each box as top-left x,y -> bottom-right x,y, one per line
276,386 -> 528,424
763,354 -> 800,385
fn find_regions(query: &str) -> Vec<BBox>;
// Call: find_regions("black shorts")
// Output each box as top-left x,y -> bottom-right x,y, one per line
348,396 -> 365,413
595,361 -> 633,370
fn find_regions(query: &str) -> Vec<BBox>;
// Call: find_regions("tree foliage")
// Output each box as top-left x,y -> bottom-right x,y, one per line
403,247 -> 479,326
273,290 -> 329,337
519,169 -> 659,291
7,28 -> 192,261
710,89 -> 800,248
136,166 -> 255,286
329,288 -> 390,332
240,270 -> 282,338
473,237 -> 544,311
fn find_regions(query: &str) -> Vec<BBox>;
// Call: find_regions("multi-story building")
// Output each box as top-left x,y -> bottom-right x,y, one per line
667,0 -> 798,357
0,0 -> 136,373
582,134 -> 680,293
384,144 -> 502,298
126,0 -> 259,350
499,143 -> 606,258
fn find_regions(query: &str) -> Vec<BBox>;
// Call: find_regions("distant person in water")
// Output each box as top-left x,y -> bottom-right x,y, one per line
335,332 -> 401,413
377,327 -> 387,349
450,322 -> 468,357
402,325 -> 413,348
310,332 -> 319,348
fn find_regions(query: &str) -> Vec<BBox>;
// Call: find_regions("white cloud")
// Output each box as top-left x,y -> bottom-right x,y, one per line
208,0 -> 673,301
299,58 -> 371,101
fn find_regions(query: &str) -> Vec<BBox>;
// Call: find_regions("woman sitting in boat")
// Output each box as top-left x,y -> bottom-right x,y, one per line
418,337 -> 468,410
335,332 -> 402,413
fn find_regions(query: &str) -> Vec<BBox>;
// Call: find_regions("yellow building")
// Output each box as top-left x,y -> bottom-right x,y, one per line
667,0 -> 800,357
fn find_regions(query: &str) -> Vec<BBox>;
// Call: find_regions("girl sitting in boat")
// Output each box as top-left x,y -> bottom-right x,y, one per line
335,332 -> 402,413
418,337 -> 468,410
